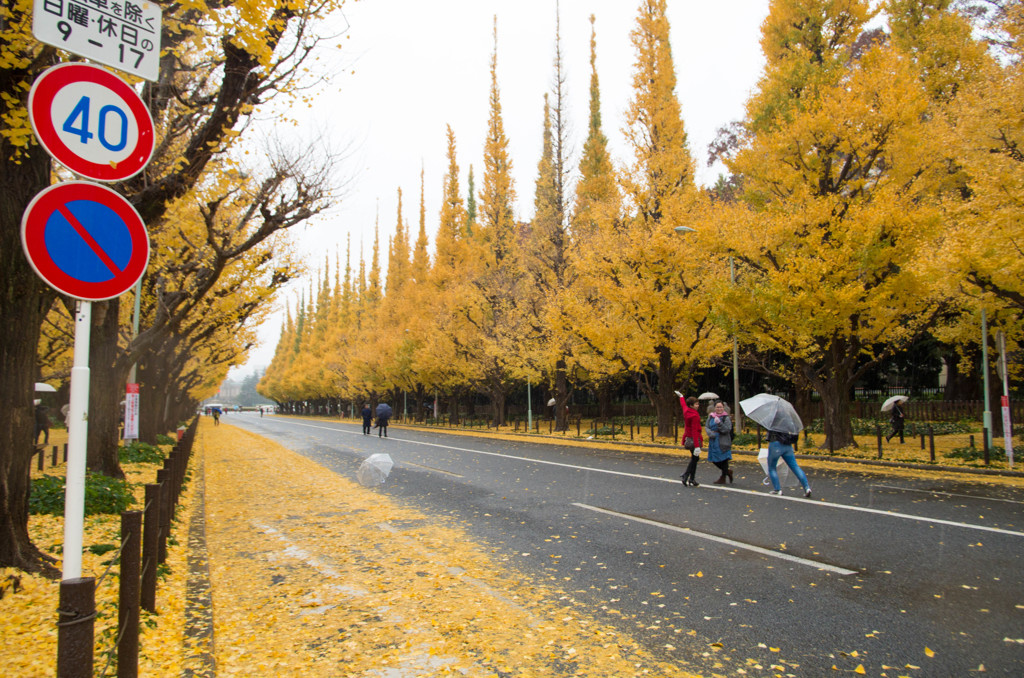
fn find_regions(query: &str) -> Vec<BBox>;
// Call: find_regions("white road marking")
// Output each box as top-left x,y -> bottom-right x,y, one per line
572,502 -> 859,576
274,418 -> 1024,539
871,483 -> 1024,505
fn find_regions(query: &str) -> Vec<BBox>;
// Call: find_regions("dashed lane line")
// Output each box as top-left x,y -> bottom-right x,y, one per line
572,502 -> 859,576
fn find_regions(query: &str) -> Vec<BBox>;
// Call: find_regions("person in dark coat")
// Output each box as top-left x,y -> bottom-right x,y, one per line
678,394 -> 704,487
34,403 -> 49,445
361,404 -> 373,435
706,401 -> 733,484
375,403 -> 392,438
886,401 -> 905,442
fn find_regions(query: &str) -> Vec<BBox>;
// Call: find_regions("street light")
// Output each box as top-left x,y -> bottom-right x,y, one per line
674,225 -> 743,432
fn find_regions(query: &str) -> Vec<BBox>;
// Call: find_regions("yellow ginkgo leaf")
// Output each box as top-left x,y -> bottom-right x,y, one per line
925,647 -> 935,657
854,664 -> 866,674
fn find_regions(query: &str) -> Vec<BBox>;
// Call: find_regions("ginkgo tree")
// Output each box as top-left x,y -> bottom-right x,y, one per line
715,0 -> 982,449
566,0 -> 726,436
948,1 -> 1024,329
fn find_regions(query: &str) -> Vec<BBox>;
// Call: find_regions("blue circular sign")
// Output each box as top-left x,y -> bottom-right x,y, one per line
22,181 -> 149,300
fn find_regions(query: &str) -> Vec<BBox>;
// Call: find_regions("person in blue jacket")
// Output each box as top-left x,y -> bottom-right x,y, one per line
706,401 -> 733,484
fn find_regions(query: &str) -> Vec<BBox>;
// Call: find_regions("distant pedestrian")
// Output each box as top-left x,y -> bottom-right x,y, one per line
34,402 -> 49,445
706,401 -> 733,484
375,403 -> 393,438
886,402 -> 905,442
361,404 -> 373,435
212,407 -> 221,426
678,393 -> 703,487
766,429 -> 811,497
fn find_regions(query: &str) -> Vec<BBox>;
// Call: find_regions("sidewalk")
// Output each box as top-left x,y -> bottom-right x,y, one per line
191,420 -> 698,677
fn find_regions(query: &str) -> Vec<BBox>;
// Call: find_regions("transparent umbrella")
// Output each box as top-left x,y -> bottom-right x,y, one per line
740,393 -> 803,435
697,392 -> 720,401
35,382 -> 56,392
357,453 -> 394,487
880,395 -> 909,413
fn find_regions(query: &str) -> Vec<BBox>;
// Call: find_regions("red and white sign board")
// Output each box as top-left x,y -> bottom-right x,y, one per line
124,383 -> 140,441
29,63 -> 154,182
22,181 -> 149,300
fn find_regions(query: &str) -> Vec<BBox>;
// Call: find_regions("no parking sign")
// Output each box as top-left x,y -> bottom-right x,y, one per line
21,181 -> 149,301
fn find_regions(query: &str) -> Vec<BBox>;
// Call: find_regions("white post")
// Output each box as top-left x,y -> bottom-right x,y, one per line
62,300 -> 91,580
998,331 -> 1014,468
124,278 -> 142,441
730,257 -> 742,432
982,309 -> 993,449
527,377 -> 532,431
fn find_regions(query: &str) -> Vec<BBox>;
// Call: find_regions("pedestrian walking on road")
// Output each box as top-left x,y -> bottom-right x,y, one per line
34,402 -> 49,445
677,393 -> 703,487
886,401 -> 905,442
766,429 -> 811,497
375,403 -> 392,438
706,401 -> 733,484
361,404 -> 373,435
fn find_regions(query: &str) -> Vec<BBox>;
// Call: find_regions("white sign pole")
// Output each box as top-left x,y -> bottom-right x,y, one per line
62,300 -> 91,580
998,331 -> 1014,469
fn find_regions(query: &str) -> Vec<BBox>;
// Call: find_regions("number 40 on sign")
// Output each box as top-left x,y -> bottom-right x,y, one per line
28,62 -> 155,183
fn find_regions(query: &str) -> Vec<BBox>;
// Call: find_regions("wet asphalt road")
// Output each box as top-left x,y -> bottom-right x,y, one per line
224,413 -> 1024,675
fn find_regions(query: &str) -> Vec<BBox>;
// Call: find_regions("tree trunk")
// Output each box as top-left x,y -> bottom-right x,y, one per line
654,346 -> 678,437
596,382 -> 613,420
86,299 -> 125,478
0,113 -> 58,573
554,360 -> 569,431
803,360 -> 858,450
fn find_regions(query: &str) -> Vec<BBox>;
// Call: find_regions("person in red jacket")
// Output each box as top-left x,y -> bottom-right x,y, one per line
678,393 -> 704,486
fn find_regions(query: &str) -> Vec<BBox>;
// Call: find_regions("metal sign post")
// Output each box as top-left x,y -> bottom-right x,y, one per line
62,300 -> 91,579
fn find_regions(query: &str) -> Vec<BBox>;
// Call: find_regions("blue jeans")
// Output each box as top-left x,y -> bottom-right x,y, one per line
767,441 -> 809,491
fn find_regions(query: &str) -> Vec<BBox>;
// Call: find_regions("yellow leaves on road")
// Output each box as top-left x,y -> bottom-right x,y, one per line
201,421 -> 698,676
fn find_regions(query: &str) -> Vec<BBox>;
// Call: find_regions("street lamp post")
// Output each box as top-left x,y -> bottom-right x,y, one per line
674,225 -> 742,431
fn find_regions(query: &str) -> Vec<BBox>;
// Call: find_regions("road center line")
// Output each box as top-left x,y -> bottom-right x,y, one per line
275,418 -> 1024,539
572,502 -> 858,575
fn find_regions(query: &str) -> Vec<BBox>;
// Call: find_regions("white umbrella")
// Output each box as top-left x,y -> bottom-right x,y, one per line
35,382 -> 56,392
547,398 -> 556,407
357,453 -> 394,487
698,392 -> 720,400
881,395 -> 909,412
740,393 -> 803,435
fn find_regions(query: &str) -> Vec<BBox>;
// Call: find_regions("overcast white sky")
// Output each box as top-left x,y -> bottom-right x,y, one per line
231,0 -> 770,378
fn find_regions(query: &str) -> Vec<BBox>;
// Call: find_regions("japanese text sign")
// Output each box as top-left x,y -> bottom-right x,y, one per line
33,0 -> 162,82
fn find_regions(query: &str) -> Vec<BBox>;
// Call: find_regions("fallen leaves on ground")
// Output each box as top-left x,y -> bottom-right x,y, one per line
201,421 -> 700,676
1,433 -> 190,677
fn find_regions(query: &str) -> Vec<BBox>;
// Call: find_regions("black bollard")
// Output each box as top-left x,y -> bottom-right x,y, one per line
983,427 -> 990,466
876,424 -> 883,459
57,577 -> 95,678
928,425 -> 935,462
141,484 -> 160,613
118,511 -> 142,678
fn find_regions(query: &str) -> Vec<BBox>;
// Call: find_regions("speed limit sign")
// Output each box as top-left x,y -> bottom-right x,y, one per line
28,63 -> 154,182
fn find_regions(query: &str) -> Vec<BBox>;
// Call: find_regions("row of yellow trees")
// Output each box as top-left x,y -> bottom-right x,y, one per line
2,0 -> 347,573
260,0 -> 1023,450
